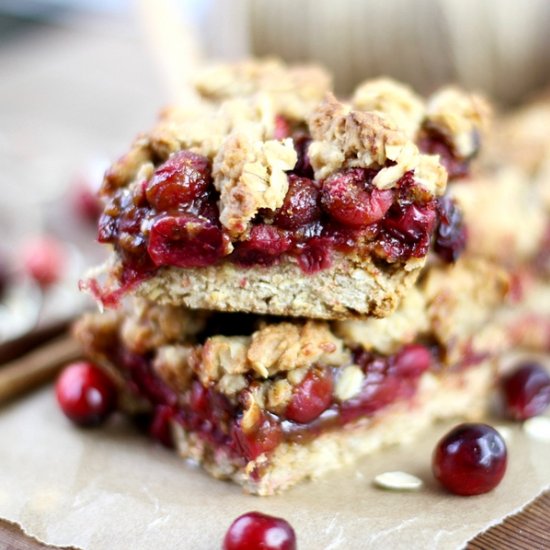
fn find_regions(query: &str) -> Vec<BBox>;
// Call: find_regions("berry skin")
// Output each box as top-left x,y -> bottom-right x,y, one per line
232,413 -> 282,461
231,225 -> 291,267
274,175 -> 320,230
285,368 -> 333,424
147,214 -> 226,268
392,344 -> 432,377
500,362 -> 550,421
149,405 -> 175,448
223,511 -> 297,550
56,362 -> 117,427
432,423 -> 507,496
321,168 -> 393,227
146,151 -> 212,211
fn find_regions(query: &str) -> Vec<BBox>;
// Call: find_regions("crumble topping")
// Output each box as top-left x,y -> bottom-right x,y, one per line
308,94 -> 447,196
334,365 -> 364,401
102,137 -> 153,195
451,168 -> 547,264
247,321 -> 349,377
193,320 -> 350,384
121,299 -> 206,354
491,101 -> 550,174
213,129 -> 297,236
194,58 -> 332,121
352,78 -> 490,162
153,345 -> 194,393
334,287 -> 429,354
426,87 -> 491,158
352,78 -> 425,139
422,258 -> 509,353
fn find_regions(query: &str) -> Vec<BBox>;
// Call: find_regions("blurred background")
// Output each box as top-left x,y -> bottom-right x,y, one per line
1,0 -> 550,344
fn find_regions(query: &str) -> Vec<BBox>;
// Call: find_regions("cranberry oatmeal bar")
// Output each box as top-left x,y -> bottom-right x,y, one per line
85,61 -> 488,319
75,292 -> 497,495
67,65 -> 550,497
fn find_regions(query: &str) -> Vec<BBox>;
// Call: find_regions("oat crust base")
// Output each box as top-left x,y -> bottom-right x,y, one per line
135,255 -> 422,320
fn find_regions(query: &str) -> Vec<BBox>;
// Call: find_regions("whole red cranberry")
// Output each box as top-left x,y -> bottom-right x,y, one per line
321,168 -> 394,227
223,511 -> 297,550
147,214 -> 226,268
274,175 -> 320,230
296,237 -> 333,274
56,362 -> 117,427
392,344 -> 432,377
232,412 -> 282,461
146,151 -> 212,211
285,368 -> 333,424
500,362 -> 550,420
432,423 -> 507,496
21,236 -> 66,287
231,225 -> 291,267
378,200 -> 437,260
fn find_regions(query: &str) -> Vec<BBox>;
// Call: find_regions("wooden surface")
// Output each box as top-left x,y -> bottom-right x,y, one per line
0,10 -> 548,550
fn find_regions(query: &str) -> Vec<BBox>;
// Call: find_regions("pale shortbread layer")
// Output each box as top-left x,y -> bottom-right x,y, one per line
135,254 -> 423,320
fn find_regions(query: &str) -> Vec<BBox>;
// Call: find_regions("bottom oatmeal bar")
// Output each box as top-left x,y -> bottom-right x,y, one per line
74,304 -> 495,495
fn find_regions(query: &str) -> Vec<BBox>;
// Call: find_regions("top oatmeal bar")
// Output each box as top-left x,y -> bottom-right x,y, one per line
85,60 -> 489,319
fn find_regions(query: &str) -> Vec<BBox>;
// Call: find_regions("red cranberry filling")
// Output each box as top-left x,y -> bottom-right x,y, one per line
295,236 -> 333,273
112,341 -> 437,462
232,225 -> 292,267
433,196 -> 467,263
284,368 -> 334,423
97,130 -> 465,294
146,151 -> 212,211
232,412 -> 283,461
273,175 -> 320,229
291,132 -> 314,178
321,168 -> 393,227
432,423 -> 507,496
223,511 -> 297,550
393,344 -> 433,377
337,346 -> 432,424
377,200 -> 437,261
500,362 -> 550,421
418,129 -> 472,180
148,214 -> 227,268
149,404 -> 176,448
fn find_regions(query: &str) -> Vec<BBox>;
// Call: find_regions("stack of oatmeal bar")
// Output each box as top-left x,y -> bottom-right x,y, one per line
75,60 -> 550,495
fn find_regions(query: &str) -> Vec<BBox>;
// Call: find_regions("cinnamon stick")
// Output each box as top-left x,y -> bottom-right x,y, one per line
0,333 -> 82,405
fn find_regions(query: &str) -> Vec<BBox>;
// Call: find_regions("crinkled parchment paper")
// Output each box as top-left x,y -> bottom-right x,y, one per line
0,387 -> 548,549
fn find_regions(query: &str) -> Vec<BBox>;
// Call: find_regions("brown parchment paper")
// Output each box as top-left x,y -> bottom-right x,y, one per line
0,387 -> 549,550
